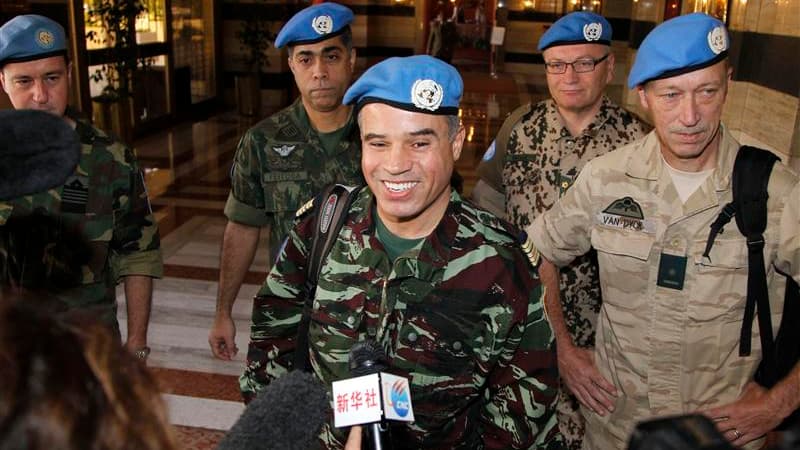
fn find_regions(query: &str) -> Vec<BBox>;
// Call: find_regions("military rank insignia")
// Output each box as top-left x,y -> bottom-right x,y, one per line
519,232 -> 540,268
61,175 -> 89,214
273,144 -> 296,157
296,197 -> 315,218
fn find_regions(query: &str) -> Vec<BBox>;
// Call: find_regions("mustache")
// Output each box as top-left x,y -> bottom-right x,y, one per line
668,125 -> 708,134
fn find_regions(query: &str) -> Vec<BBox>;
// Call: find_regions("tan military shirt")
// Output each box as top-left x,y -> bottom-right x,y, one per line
530,126 -> 800,449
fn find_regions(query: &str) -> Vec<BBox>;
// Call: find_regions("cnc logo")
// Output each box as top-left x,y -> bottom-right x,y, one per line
388,379 -> 410,417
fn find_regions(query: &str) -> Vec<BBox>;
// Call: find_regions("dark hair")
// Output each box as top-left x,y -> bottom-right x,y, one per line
0,300 -> 177,450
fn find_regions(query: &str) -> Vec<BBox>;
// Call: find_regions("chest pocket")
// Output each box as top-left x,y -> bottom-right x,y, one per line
60,178 -> 115,285
396,282 -> 481,422
262,141 -> 314,213
690,237 -> 749,321
591,227 -> 654,311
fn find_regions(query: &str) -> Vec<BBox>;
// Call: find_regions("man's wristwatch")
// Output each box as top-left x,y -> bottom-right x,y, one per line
133,346 -> 151,360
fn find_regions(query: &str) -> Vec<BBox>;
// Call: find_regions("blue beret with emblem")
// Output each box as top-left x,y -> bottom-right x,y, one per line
343,55 -> 462,115
0,15 -> 67,67
538,12 -> 612,51
274,2 -> 354,49
628,13 -> 729,88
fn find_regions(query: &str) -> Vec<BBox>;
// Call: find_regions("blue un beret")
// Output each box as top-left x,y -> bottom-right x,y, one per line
0,15 -> 67,66
344,55 -> 463,115
274,3 -> 354,49
538,12 -> 612,51
628,13 -> 729,88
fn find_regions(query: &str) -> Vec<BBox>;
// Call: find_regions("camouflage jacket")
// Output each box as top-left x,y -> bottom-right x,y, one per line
241,188 -> 560,449
0,114 -> 163,327
495,97 -> 647,347
530,127 -> 800,450
224,99 -> 363,255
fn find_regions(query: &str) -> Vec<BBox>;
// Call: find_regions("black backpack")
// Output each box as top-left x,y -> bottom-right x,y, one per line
293,183 -> 361,373
704,146 -> 800,430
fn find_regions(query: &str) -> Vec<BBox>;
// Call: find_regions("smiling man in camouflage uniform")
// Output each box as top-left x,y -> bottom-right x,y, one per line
241,55 -> 561,449
0,15 -> 162,359
209,2 -> 364,361
472,12 -> 647,449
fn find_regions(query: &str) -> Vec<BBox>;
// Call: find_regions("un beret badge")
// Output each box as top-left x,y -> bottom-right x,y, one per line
36,29 -> 56,49
707,26 -> 727,54
582,23 -> 602,41
312,15 -> 334,35
411,79 -> 443,111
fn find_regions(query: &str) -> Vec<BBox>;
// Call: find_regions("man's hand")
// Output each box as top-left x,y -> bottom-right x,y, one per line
208,314 -> 238,360
703,382 -> 783,446
559,343 -> 617,415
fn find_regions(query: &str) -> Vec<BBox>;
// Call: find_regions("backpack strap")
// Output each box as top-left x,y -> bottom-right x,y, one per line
293,183 -> 361,372
732,147 -> 779,359
704,146 -> 779,357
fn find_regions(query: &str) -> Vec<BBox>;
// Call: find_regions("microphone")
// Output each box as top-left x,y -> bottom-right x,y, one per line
349,340 -> 393,450
627,414 -> 735,450
0,109 -> 81,201
216,370 -> 329,450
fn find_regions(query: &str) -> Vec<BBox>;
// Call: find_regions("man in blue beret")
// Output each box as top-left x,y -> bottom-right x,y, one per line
0,14 -> 163,361
210,2 -> 364,361
527,12 -> 799,449
241,55 -> 561,449
471,11 -> 648,448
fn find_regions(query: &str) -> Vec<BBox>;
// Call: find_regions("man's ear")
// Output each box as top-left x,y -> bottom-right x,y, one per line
348,47 -> 357,71
0,70 -> 7,94
637,85 -> 649,110
605,52 -> 616,85
451,124 -> 466,161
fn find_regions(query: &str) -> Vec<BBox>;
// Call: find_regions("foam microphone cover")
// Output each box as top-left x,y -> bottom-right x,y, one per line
349,340 -> 389,377
216,371 -> 329,450
0,109 -> 81,200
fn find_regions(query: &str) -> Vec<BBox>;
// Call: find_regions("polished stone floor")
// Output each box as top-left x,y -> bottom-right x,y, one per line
124,67 -> 558,448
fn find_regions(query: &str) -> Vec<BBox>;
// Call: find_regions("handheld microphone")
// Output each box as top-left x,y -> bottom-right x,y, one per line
0,109 -> 81,201
216,370 -> 328,450
349,340 -> 392,450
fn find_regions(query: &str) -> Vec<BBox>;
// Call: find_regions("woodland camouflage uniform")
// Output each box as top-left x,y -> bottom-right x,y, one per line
224,99 -> 363,254
0,112 -> 162,330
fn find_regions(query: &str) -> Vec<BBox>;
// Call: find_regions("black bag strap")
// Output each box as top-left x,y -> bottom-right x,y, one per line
293,183 -> 361,372
703,146 -> 778,358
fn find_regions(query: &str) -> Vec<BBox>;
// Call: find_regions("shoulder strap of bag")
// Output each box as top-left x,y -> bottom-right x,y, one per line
293,183 -> 361,372
702,146 -> 778,358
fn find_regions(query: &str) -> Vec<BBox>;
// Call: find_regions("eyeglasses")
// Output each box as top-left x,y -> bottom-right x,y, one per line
544,53 -> 610,74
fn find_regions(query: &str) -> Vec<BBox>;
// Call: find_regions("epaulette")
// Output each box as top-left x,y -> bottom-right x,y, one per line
519,231 -> 541,268
295,196 -> 315,218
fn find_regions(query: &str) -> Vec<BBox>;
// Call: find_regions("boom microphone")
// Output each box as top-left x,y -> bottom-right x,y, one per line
216,371 -> 328,450
349,340 -> 393,450
0,109 -> 81,200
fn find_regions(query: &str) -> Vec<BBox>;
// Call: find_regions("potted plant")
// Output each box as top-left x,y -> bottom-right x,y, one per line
85,0 -> 148,142
234,1 -> 274,117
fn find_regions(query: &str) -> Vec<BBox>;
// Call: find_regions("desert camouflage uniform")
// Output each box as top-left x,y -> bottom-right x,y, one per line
479,96 -> 647,448
241,187 -> 561,449
530,126 -> 800,450
0,112 -> 163,330
224,99 -> 363,256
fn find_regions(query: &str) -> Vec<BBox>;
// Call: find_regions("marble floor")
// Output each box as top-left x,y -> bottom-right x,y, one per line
123,67 -> 553,448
